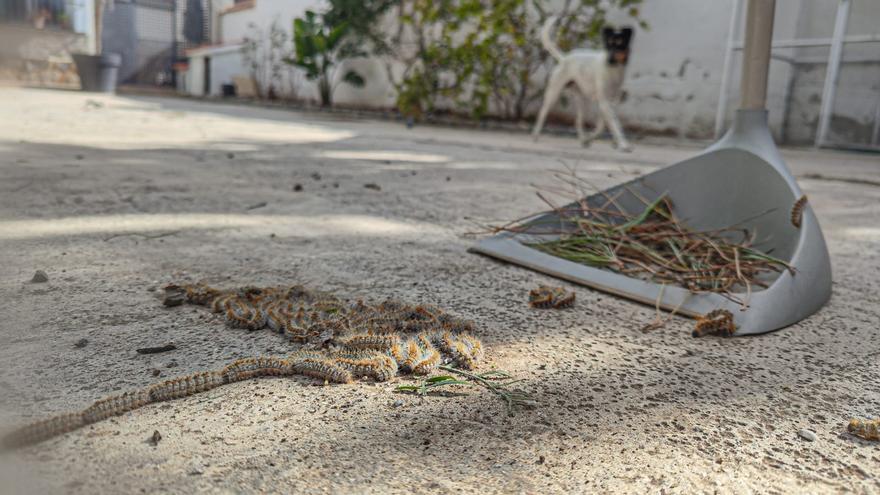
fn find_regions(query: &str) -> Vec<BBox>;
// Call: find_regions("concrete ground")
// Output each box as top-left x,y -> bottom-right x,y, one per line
0,87 -> 878,494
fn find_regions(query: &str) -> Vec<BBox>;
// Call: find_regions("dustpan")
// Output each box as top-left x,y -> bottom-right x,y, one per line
470,0 -> 832,335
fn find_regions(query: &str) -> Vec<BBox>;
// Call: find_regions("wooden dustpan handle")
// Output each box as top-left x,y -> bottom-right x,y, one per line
740,0 -> 775,110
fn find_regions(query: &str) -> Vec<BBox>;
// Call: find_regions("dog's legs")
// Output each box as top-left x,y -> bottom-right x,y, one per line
532,68 -> 568,141
574,92 -> 587,144
582,118 -> 605,147
596,97 -> 631,152
573,72 -> 630,152
575,94 -> 606,147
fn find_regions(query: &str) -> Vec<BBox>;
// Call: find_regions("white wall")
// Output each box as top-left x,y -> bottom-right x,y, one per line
184,45 -> 246,97
197,0 -> 879,141
186,54 -> 205,96
220,0 -> 319,44
209,48 -> 246,95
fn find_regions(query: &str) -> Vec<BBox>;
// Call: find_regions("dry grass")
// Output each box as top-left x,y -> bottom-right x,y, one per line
487,166 -> 792,307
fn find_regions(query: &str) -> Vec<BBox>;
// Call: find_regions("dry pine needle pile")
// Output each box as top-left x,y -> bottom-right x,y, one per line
514,194 -> 792,307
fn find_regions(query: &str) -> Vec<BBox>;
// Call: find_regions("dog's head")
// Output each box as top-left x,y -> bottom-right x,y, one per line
602,27 -> 634,66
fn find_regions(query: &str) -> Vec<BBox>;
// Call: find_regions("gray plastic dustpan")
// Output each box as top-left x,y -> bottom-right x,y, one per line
470,0 -> 832,335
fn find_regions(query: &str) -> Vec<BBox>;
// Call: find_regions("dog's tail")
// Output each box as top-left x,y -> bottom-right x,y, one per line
541,16 -> 564,62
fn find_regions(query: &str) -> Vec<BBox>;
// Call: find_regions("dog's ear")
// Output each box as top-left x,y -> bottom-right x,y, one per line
620,27 -> 634,45
602,27 -> 615,46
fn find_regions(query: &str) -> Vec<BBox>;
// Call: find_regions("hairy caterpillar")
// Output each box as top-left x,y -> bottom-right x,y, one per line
332,350 -> 399,381
529,286 -> 576,309
426,331 -> 483,370
848,417 -> 879,441
692,309 -> 736,337
339,333 -> 401,351
3,283 -> 486,449
290,358 -> 353,384
791,195 -> 808,228
394,336 -> 441,375
4,357 -> 295,450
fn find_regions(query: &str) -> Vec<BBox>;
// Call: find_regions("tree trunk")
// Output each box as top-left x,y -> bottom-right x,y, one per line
319,77 -> 332,107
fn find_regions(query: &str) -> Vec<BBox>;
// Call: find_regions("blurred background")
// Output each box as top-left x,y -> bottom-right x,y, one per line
1,0 -> 878,149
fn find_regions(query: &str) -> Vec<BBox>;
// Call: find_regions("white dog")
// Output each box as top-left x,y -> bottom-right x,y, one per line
532,17 -> 634,151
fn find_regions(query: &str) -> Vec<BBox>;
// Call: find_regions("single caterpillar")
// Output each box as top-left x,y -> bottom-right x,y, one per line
848,417 -> 879,441
339,333 -> 401,351
692,309 -> 736,337
791,195 -> 808,228
428,331 -> 483,370
3,283 -> 486,449
528,286 -> 576,309
1,355 -> 349,450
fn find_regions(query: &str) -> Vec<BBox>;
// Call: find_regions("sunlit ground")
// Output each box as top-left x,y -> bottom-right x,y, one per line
0,87 -> 878,494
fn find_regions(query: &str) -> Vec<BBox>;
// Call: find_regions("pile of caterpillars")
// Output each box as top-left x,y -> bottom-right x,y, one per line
528,285 -> 576,309
2,283 -> 483,449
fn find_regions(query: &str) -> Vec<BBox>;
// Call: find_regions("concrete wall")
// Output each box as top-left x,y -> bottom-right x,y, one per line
0,23 -> 88,88
782,0 -> 880,145
618,0 -> 801,140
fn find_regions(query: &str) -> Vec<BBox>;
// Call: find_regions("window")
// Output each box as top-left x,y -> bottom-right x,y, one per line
0,0 -> 78,30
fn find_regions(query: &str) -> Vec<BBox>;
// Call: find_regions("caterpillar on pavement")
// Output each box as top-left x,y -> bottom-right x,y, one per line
529,286 -> 576,309
692,309 -> 736,337
848,417 -> 879,441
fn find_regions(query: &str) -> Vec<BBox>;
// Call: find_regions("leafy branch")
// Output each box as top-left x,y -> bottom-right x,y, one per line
396,365 -> 538,415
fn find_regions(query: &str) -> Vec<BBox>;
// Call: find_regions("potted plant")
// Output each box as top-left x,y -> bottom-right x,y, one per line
72,0 -> 121,92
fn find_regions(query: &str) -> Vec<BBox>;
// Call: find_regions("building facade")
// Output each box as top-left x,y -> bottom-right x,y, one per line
0,0 -> 97,88
176,0 -> 880,147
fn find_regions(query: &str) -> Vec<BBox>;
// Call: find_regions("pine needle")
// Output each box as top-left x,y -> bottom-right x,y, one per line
396,366 -> 538,416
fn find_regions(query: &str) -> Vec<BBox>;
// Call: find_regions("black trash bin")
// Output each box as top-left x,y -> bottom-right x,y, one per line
72,52 -> 122,93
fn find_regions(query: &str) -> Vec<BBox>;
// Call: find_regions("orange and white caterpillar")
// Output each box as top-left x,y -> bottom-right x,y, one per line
425,331 -> 483,370
340,333 -> 401,351
3,283 -> 486,449
692,309 -> 736,337
791,195 -> 808,228
848,417 -> 879,441
332,350 -> 399,381
393,336 -> 441,375
529,286 -> 576,309
290,358 -> 353,384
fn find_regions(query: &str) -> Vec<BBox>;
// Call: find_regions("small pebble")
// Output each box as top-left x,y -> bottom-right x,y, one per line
293,183 -> 303,192
227,152 -> 235,159
151,368 -> 161,377
162,286 -> 185,307
364,183 -> 381,191
31,270 -> 49,283
73,338 -> 88,348
798,429 -> 817,442
148,430 -> 162,446
392,400 -> 404,408
310,172 -> 321,181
